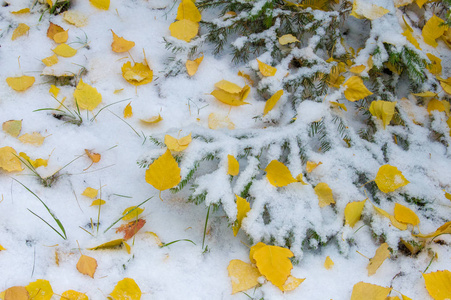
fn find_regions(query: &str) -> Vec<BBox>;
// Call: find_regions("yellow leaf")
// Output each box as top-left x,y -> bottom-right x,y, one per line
414,221 -> 451,238
140,114 -> 163,124
373,205 -> 407,231
394,203 -> 419,226
85,149 -> 101,163
169,19 -> 199,43
53,44 -> 77,57
233,195 -> 250,236
227,259 -> 261,294
11,8 -> 30,14
264,90 -> 283,116
47,22 -> 64,40
306,161 -> 322,173
295,173 -> 308,185
18,132 -> 45,146
74,79 -> 102,110
375,164 -> 409,193
281,276 -> 305,292
2,120 -> 22,137
345,199 -> 366,227
53,30 -> 68,44
369,100 -> 396,129
145,149 -> 181,191
314,182 -> 335,207
4,286 -> 28,300
122,61 -> 153,86
445,191 -> 451,201
438,77 -> 451,95
426,53 -> 442,75
327,62 -> 346,88
124,102 -> 133,118
257,59 -> 277,77
413,91 -> 437,97
343,76 -> 373,102
42,54 -> 59,67
164,133 -> 192,151
253,245 -> 294,289
227,155 -> 239,176
0,244 -> 5,251
122,206 -> 144,221
423,15 -> 448,47
237,71 -> 254,85
82,187 -> 98,199
427,99 -> 448,115
324,256 -> 334,270
90,199 -> 106,206
0,147 -> 22,172
176,0 -> 201,22
416,0 -> 428,7
330,101 -> 347,111
146,232 -> 163,247
6,75 -> 35,91
350,65 -> 366,74
265,160 -> 297,187
12,23 -> 29,40
208,113 -> 235,130
423,270 -> 451,300
19,152 -> 48,169
350,0 -> 389,20
110,278 -> 141,300
49,85 -> 60,98
211,80 -> 250,106
25,279 -> 53,300
61,290 -> 88,300
63,11 -> 88,27
111,30 -> 135,53
186,55 -> 203,76
402,29 -> 421,50
88,239 -> 126,250
278,34 -> 299,45
249,242 -> 266,264
367,243 -> 390,276
90,0 -> 110,10
76,255 -> 97,278
443,28 -> 451,49
350,282 -> 391,300
215,80 -> 245,93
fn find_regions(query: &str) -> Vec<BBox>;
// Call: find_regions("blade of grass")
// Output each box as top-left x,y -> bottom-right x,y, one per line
109,110 -> 142,138
104,196 -> 153,233
160,239 -> 196,248
90,98 -> 131,122
202,204 -> 211,250
28,209 -> 66,240
13,178 -> 67,239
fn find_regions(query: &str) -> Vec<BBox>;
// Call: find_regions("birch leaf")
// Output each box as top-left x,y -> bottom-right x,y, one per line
211,80 -> 250,106
423,270 -> 451,300
265,160 -> 297,187
47,22 -> 64,40
12,23 -> 29,40
90,199 -> 106,206
426,54 -> 442,75
350,0 -> 389,20
49,85 -> 60,98
124,102 -> 133,118
257,59 -> 277,77
90,0 -> 110,10
373,205 -> 407,231
164,133 -> 192,152
140,115 -> 162,124
402,29 -> 421,50
0,147 -> 22,172
122,206 -> 144,221
423,15 -> 448,47
121,61 -> 153,86
25,279 -> 53,300
227,155 -> 239,176
367,243 -> 390,276
186,55 -> 203,76
85,149 -> 101,163
53,44 -> 77,57
278,34 -> 299,45
233,195 -> 250,236
145,149 -> 181,191
264,90 -> 283,115
6,76 -> 35,91
176,0 -> 201,22
227,259 -> 261,294
110,278 -> 141,300
324,256 -> 334,270
3,120 -> 22,137
61,290 -> 88,300
306,161 -> 322,173
249,242 -> 266,264
19,132 -> 45,146
116,219 -> 146,240
76,255 -> 97,278
414,221 -> 451,238
208,113 -> 235,130
375,164 -> 409,193
4,286 -> 28,300
42,54 -> 58,67
369,100 -> 396,129
281,276 -> 305,292
314,182 -> 335,207
54,30 -> 68,43
345,199 -> 366,227
111,31 -> 135,53
74,79 -> 102,110
394,203 -> 419,226
63,11 -> 88,27
350,282 -> 391,300
169,20 -> 198,43
82,187 -> 98,199
253,245 -> 294,289
427,99 -> 448,115
343,76 -> 373,101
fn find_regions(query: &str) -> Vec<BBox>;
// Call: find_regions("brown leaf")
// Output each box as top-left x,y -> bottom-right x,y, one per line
116,219 -> 146,240
76,255 -> 97,278
47,22 -> 64,40
4,286 -> 29,300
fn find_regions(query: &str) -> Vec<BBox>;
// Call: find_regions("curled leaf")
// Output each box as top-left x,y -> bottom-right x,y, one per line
164,133 -> 192,152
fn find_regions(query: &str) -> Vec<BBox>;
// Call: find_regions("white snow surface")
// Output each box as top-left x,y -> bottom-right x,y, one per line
0,0 -> 450,299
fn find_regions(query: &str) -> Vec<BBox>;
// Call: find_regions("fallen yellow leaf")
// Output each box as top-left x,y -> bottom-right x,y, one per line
324,256 -> 334,270
49,85 -> 60,98
122,61 -> 153,86
208,113 -> 235,130
186,55 -> 204,76
169,19 -> 199,43
90,0 -> 110,10
257,59 -> 277,77
61,290 -> 88,300
164,133 -> 192,151
53,30 -> 68,44
4,286 -> 28,300
375,164 -> 409,193
63,11 -> 88,27
343,76 -> 373,102
227,155 -> 239,176
19,152 -> 48,169
345,199 -> 366,227
281,275 -> 305,292
422,15 -> 448,47
426,53 -> 442,75
373,205 -> 407,231
402,29 -> 421,50
145,149 -> 181,191
306,161 -> 322,173
85,149 -> 101,163
53,44 -> 77,57
350,282 -> 391,300
253,245 -> 294,289
82,187 -> 98,199
394,203 -> 419,226
25,279 -> 53,300
423,270 -> 451,300
12,23 -> 29,40
265,160 -> 297,187
47,22 -> 64,40
369,100 -> 396,129
211,80 -> 250,106
140,114 -> 163,124
314,182 -> 335,207
88,239 -> 126,251
74,79 -> 102,110
278,34 -> 299,45
6,75 -> 35,92
0,147 -> 22,172
11,8 -> 30,14
249,242 -> 266,264
350,0 -> 389,20
227,259 -> 261,294
76,255 -> 97,278
176,0 -> 201,22
367,243 -> 390,276
124,102 -> 133,118
233,195 -> 250,236
90,199 -> 106,206
122,206 -> 144,221
264,90 -> 283,116
111,30 -> 135,53
414,221 -> 451,239
42,54 -> 59,67
2,120 -> 22,137
110,278 -> 141,300
18,132 -> 46,146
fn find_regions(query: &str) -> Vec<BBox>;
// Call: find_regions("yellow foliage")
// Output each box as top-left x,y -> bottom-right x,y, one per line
369,100 -> 396,129
0,147 -> 22,172
74,79 -> 102,111
90,199 -> 106,206
111,30 -> 135,53
110,278 -> 142,300
249,242 -> 266,264
350,282 -> 391,300
42,54 -> 59,67
343,76 -> 373,102
227,259 -> 261,294
82,187 -> 98,199
253,245 -> 294,289
11,8 -> 30,14
186,55 -> 203,76
414,221 -> 451,238
140,115 -> 163,124
278,34 -> 299,45
2,120 -> 22,137
375,164 -> 409,193
122,206 -> 144,220
4,286 -> 28,300
373,205 -> 407,231
402,29 -> 421,50
76,255 -> 97,278
211,80 -> 250,106
208,113 -> 235,130
90,0 -> 110,10
227,155 -> 239,176
26,279 -> 53,300
263,90 -> 283,116
350,0 -> 389,20
19,152 -> 48,169
61,290 -> 88,300
394,203 -> 420,226
122,61 -> 153,86
49,85 -> 60,98
344,199 -> 366,227
422,15 -> 448,47
314,182 -> 335,207
12,23 -> 29,40
367,243 -> 390,276
164,133 -> 192,151
169,19 -> 199,42
6,75 -> 35,92
19,132 -> 46,146
176,0 -> 201,22
63,11 -> 88,27
257,59 -> 277,77
324,256 -> 334,269
265,160 -> 297,187
53,30 -> 68,43
53,44 -> 77,57
88,239 -> 126,251
426,53 -> 442,75
306,161 -> 322,173
145,149 -> 181,191
124,102 -> 133,118
281,276 -> 305,292
233,195 -> 250,236
423,270 -> 451,300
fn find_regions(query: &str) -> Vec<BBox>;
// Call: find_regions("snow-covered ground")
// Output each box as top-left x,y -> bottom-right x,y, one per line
0,0 -> 450,299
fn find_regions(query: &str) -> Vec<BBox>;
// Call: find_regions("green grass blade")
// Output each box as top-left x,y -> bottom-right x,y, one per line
90,98 -> 131,122
103,196 -> 153,233
160,239 -> 196,248
28,209 -> 66,240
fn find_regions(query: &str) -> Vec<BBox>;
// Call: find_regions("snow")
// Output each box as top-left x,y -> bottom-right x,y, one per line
0,0 -> 450,299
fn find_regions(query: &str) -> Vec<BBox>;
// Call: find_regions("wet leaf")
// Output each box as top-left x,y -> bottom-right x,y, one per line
314,182 -> 335,207
122,61 -> 153,86
257,59 -> 277,77
110,278 -> 141,300
227,259 -> 261,294
111,30 -> 135,53
367,243 -> 390,276
74,79 -> 102,110
233,195 -> 250,236
6,75 -> 35,91
375,164 -> 409,193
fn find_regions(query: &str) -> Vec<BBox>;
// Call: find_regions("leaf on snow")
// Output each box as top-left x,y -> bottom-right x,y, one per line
76,255 -> 97,278
422,15 -> 448,47
61,290 -> 88,300
257,59 -> 277,77
324,256 -> 334,270
19,132 -> 46,146
111,30 -> 135,53
0,146 -> 22,172
53,44 -> 77,57
164,133 -> 192,152
116,219 -> 146,240
176,0 -> 201,22
186,55 -> 203,76
265,160 -> 297,187
264,90 -> 283,116
227,155 -> 239,176
25,279 -> 53,300
74,79 -> 102,111
6,75 -> 35,92
350,0 -> 389,20
145,149 -> 181,191
414,221 -> 451,239
12,23 -> 29,40
121,61 -> 153,86
233,195 -> 250,236
227,259 -> 261,294
2,120 -> 22,137
211,80 -> 250,106
314,182 -> 335,207
281,276 -> 305,292
4,286 -> 29,300
345,199 -> 366,227
110,278 -> 141,300
423,269 -> 451,300
90,0 -> 110,10
375,164 -> 409,193
394,203 -> 420,226
350,282 -> 391,300
253,244 -> 294,289
343,76 -> 373,102
278,34 -> 299,45
169,19 -> 199,43
369,100 -> 396,129
82,187 -> 98,199
367,243 -> 390,276
122,206 -> 144,221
